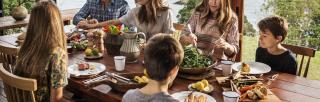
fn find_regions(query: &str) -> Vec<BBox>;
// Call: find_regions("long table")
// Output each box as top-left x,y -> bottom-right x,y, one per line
0,9 -> 79,30
1,34 -> 320,102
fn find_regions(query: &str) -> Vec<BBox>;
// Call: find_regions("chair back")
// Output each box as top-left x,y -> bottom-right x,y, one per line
0,45 -> 18,73
282,44 -> 316,77
0,66 -> 37,102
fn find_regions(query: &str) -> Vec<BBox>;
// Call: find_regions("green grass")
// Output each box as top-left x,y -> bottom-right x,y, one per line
242,36 -> 320,80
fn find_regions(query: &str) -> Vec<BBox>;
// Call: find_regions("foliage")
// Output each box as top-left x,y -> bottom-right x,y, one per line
178,0 -> 201,24
3,0 -> 34,16
262,0 -> 320,50
243,15 -> 256,37
2,0 -> 35,35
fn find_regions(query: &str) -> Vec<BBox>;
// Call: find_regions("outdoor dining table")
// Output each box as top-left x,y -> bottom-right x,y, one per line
0,33 -> 320,102
0,9 -> 79,30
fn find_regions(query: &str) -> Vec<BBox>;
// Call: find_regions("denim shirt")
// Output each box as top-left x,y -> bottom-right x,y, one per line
73,0 -> 129,25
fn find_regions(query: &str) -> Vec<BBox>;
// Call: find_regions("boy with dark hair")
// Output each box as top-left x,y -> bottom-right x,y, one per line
122,34 -> 184,102
256,16 -> 297,75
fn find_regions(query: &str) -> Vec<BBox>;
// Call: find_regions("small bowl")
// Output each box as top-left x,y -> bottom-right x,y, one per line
188,84 -> 214,94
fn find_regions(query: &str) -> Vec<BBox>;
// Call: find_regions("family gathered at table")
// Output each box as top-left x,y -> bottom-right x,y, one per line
2,0 -> 304,102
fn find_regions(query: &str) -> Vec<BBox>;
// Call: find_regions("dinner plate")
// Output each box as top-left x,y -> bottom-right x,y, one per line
231,62 -> 271,74
171,91 -> 216,102
68,62 -> 106,78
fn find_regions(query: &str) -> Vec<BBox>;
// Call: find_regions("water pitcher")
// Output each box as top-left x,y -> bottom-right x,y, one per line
120,32 -> 146,63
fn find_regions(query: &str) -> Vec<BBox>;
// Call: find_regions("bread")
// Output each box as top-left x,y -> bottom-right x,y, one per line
18,32 -> 26,40
184,93 -> 207,102
241,63 -> 250,72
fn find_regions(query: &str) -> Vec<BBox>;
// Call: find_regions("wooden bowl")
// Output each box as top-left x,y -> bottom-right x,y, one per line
104,73 -> 147,93
179,64 -> 215,75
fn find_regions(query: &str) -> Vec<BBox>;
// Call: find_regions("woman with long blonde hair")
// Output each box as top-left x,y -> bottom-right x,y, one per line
78,0 -> 174,39
14,1 -> 68,102
180,0 -> 239,60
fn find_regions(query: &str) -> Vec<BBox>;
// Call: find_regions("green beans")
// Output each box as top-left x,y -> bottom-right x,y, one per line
181,47 -> 213,68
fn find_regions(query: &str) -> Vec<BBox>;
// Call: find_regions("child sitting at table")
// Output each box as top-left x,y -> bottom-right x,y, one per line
255,16 -> 297,75
122,34 -> 184,102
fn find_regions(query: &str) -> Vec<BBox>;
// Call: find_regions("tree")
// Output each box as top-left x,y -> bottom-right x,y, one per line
2,0 -> 34,35
178,0 -> 201,24
243,15 -> 256,37
262,0 -> 320,50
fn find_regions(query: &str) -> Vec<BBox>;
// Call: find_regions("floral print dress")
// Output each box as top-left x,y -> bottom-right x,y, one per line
15,47 -> 68,102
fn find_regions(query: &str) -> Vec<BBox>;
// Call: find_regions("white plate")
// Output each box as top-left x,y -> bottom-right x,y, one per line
231,62 -> 271,74
68,62 -> 106,77
171,91 -> 216,102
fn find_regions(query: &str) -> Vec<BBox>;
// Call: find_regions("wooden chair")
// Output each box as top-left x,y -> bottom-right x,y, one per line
0,66 -> 37,102
0,45 -> 18,73
282,44 -> 316,77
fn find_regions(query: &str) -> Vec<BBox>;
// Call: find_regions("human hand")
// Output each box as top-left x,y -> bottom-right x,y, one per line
179,33 -> 197,46
77,20 -> 88,28
88,19 -> 98,24
214,38 -> 233,51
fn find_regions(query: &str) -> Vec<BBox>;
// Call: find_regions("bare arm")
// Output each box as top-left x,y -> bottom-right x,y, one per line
96,19 -> 122,28
50,87 -> 69,102
77,19 -> 122,29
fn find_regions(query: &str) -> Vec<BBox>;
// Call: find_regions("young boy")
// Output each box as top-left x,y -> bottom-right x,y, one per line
256,16 -> 297,75
122,34 -> 184,102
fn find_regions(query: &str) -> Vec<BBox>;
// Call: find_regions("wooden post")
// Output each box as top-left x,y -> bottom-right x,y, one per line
231,0 -> 244,62
0,0 -> 3,35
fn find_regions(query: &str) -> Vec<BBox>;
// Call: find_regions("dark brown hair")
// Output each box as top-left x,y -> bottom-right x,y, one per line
144,34 -> 184,81
138,0 -> 169,25
258,16 -> 288,42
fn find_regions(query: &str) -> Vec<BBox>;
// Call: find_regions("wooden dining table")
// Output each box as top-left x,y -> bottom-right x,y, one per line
0,33 -> 320,102
0,9 -> 79,30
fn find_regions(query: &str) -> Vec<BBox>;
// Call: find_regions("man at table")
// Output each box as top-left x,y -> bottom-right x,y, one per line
73,0 -> 129,26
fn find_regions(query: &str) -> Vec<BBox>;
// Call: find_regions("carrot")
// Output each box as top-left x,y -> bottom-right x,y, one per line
240,85 -> 253,93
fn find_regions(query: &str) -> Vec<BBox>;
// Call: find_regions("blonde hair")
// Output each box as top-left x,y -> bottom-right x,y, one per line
15,0 -> 66,85
138,0 -> 169,25
195,0 -> 235,32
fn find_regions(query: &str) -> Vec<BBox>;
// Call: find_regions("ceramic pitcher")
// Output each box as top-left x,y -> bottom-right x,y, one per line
120,32 -> 146,63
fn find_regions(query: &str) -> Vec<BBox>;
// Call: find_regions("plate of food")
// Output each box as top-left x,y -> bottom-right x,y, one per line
231,62 -> 271,74
188,79 -> 214,93
171,91 -> 216,102
68,62 -> 106,78
84,48 -> 103,59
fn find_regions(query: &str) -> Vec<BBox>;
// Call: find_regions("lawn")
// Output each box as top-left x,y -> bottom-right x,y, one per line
242,36 -> 320,80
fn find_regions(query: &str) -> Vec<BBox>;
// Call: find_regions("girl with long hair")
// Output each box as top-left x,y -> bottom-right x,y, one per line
14,1 -> 68,102
77,0 -> 174,39
180,0 -> 240,60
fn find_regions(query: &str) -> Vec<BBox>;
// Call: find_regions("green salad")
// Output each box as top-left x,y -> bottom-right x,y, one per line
181,47 -> 213,68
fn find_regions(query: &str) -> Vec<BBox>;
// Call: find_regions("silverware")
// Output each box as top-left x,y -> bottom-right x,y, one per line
83,74 -> 109,85
105,72 -> 134,83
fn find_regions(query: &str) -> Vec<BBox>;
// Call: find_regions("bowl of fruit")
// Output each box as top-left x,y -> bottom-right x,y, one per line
188,79 -> 214,93
84,48 -> 103,59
